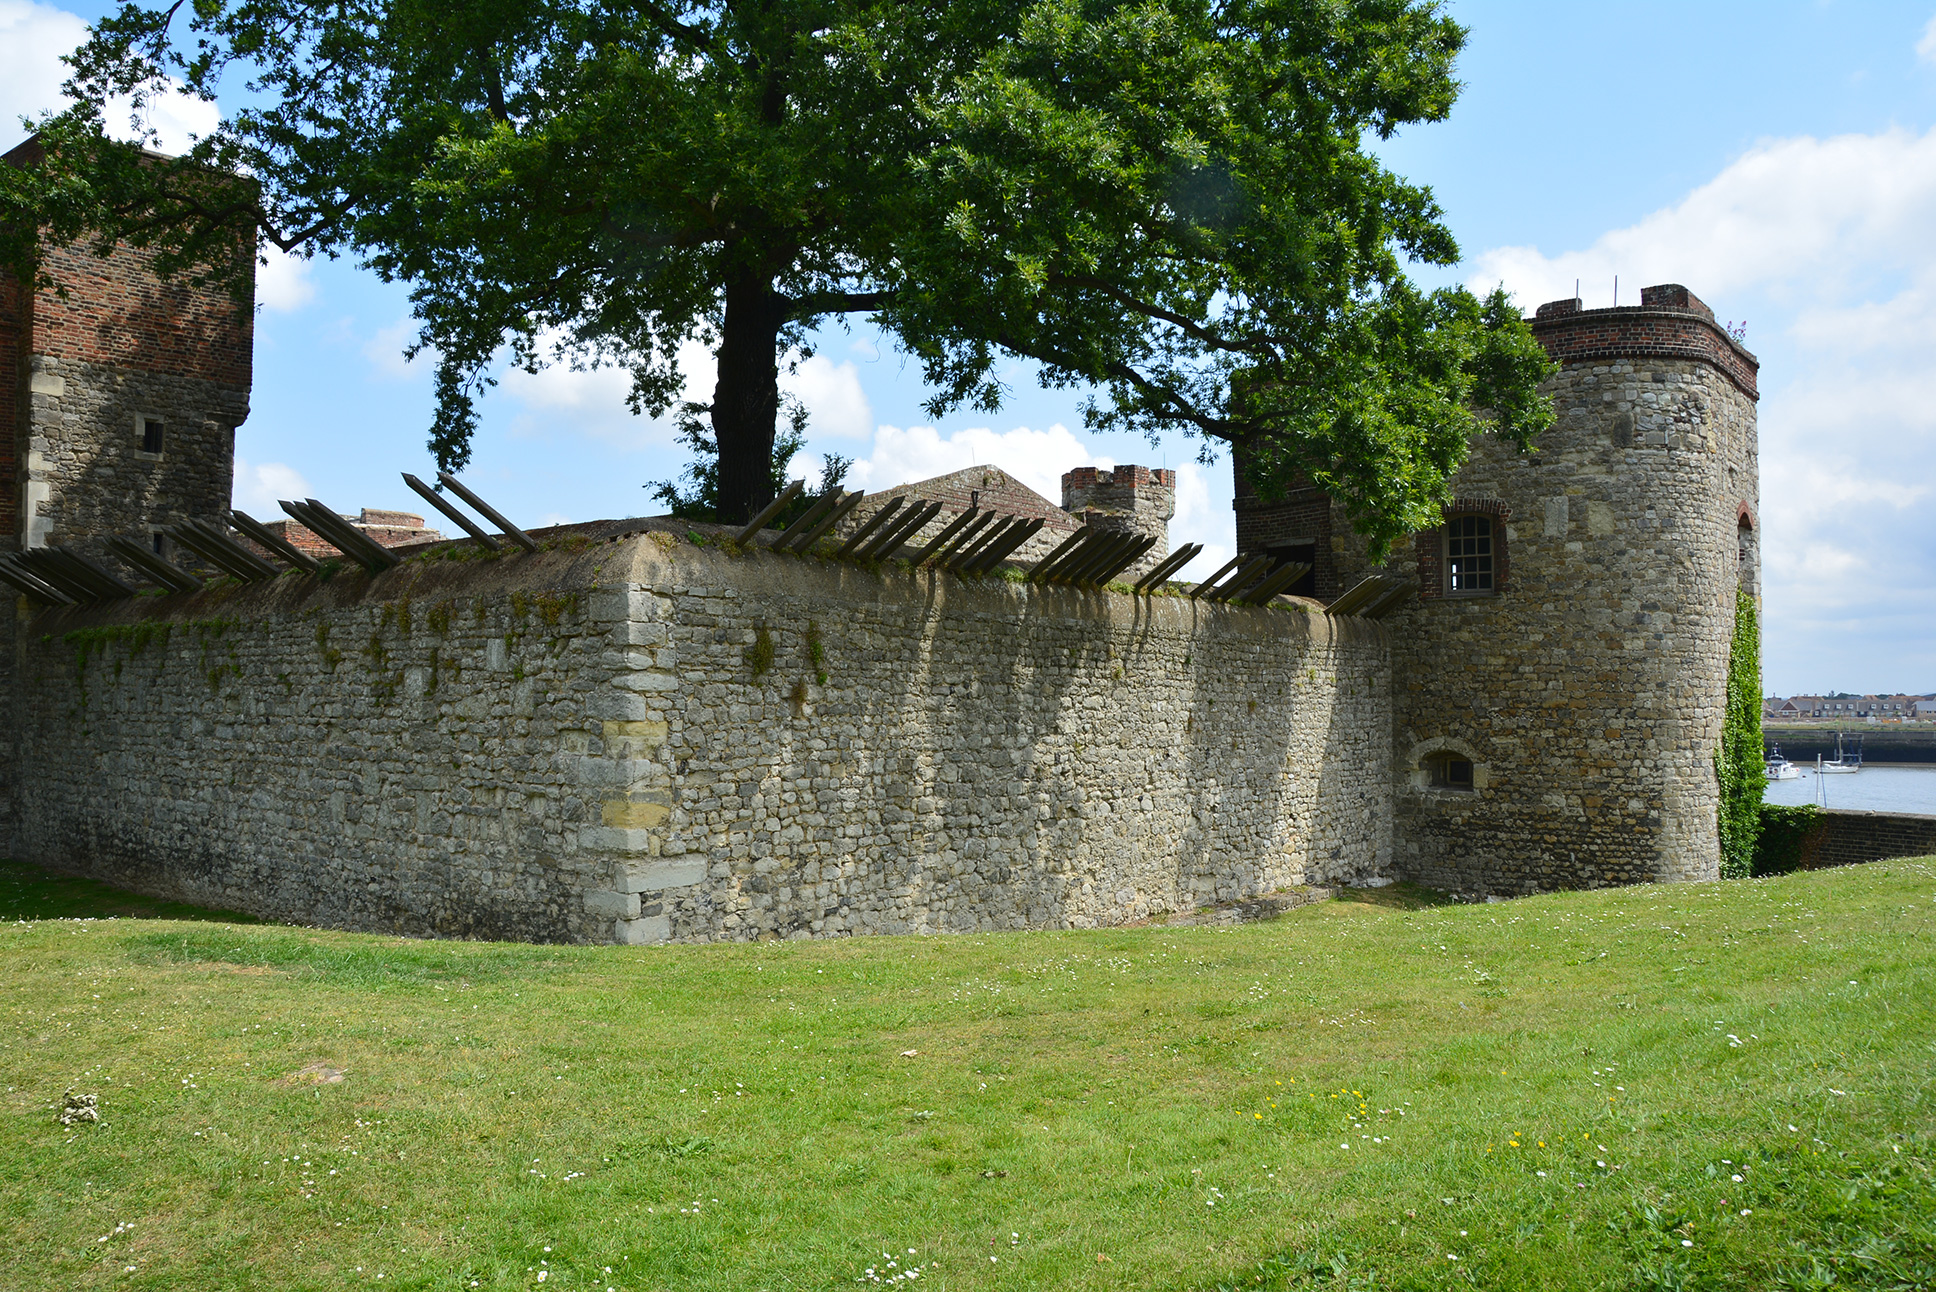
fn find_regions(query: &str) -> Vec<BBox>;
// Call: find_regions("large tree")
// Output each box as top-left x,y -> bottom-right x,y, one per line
6,0 -> 1552,541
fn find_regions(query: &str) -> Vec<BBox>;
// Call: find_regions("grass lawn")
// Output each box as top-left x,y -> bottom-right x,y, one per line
3,859 -> 1934,1291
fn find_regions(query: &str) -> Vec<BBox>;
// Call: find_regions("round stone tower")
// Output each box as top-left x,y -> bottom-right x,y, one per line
1372,283 -> 1760,894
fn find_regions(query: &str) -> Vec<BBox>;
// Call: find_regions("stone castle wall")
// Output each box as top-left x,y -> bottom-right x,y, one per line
7,530 -> 1392,942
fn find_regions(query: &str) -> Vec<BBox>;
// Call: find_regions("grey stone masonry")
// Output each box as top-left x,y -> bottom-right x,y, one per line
25,354 -> 247,562
6,527 -> 1392,942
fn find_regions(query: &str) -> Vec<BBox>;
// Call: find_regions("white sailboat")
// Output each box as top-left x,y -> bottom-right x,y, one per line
1817,732 -> 1862,775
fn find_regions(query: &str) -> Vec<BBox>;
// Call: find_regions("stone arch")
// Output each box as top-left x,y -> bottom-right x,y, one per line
1404,735 -> 1491,792
1736,501 -> 1758,589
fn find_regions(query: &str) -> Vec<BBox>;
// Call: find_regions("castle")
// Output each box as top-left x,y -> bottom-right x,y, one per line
0,168 -> 1758,941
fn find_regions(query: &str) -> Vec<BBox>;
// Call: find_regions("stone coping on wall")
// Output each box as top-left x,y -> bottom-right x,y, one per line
21,512 -> 1391,633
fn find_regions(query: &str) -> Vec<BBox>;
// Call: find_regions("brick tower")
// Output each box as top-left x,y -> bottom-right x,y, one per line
1237,284 -> 1760,895
1,136 -> 253,563
1,134 -> 254,844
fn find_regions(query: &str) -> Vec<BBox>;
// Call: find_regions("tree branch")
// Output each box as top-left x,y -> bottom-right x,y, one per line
788,288 -> 896,320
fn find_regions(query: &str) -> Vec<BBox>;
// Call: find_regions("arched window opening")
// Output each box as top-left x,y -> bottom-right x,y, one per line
1424,752 -> 1475,791
1736,508 -> 1757,589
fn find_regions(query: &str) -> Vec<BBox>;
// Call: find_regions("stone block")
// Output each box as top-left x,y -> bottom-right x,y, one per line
584,888 -> 641,919
614,914 -> 673,945
615,858 -> 707,893
579,825 -> 657,853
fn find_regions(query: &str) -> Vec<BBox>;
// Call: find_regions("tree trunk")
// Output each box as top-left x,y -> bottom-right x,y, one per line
711,273 -> 786,524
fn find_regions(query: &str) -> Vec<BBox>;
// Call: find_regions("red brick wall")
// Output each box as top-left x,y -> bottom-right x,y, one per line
0,272 -> 20,549
26,237 -> 252,388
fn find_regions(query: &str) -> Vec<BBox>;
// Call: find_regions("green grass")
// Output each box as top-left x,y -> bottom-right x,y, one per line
3,861 -> 1934,1291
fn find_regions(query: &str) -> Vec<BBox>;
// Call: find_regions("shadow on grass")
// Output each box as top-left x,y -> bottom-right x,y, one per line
1333,881 -> 1457,910
0,858 -> 263,923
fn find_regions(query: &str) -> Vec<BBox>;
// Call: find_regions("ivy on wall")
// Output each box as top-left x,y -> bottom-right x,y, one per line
1753,803 -> 1825,876
1716,593 -> 1765,879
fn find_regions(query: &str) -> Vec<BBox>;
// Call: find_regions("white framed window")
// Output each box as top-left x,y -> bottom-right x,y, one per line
137,414 -> 165,455
1445,515 -> 1494,594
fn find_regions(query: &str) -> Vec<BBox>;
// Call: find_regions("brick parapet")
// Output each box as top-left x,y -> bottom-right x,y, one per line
1531,284 -> 1759,402
1794,811 -> 1936,870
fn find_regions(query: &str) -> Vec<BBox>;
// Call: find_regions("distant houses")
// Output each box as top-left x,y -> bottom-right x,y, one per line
1764,693 -> 1936,722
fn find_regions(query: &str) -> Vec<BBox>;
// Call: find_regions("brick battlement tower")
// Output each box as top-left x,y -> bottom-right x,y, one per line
1,136 -> 253,561
1061,464 -> 1175,580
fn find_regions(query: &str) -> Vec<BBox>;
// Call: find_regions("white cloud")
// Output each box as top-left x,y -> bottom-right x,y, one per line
498,337 -> 713,449
1919,15 -> 1936,65
0,1 -> 217,155
0,1 -> 86,143
1471,127 -> 1936,311
362,319 -> 426,379
848,422 -> 1108,502
256,246 -> 316,312
780,353 -> 872,441
1469,126 -> 1936,692
232,456 -> 312,517
1167,461 -> 1233,582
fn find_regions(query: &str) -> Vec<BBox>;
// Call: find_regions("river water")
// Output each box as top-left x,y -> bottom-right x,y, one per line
1761,764 -> 1936,815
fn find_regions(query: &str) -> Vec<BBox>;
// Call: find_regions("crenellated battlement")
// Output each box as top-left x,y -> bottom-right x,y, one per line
1530,282 -> 1759,400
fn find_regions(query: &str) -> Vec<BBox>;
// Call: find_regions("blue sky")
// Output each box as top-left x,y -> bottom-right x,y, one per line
6,0 -> 1936,696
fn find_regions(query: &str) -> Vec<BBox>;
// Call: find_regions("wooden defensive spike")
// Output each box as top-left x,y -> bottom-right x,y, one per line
14,551 -> 99,601
733,480 -> 806,545
1057,531 -> 1139,586
772,491 -> 839,548
1091,534 -> 1159,586
1326,574 -> 1390,617
947,514 -> 1016,571
1206,554 -> 1275,601
37,547 -> 139,599
1187,554 -> 1248,599
403,473 -> 499,550
1132,542 -> 1202,593
857,500 -> 942,562
1026,526 -> 1095,582
1357,579 -> 1416,619
788,490 -> 866,553
0,555 -> 75,604
280,500 -> 399,572
1237,560 -> 1310,606
229,509 -> 321,573
106,536 -> 203,593
436,471 -> 537,552
926,509 -> 995,565
295,501 -> 399,570
834,496 -> 905,558
175,519 -> 281,579
964,517 -> 1043,574
910,507 -> 981,565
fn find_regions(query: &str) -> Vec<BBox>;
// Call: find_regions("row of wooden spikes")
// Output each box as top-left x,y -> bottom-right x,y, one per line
730,480 -> 1194,590
0,472 -> 533,606
725,480 -> 1320,600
